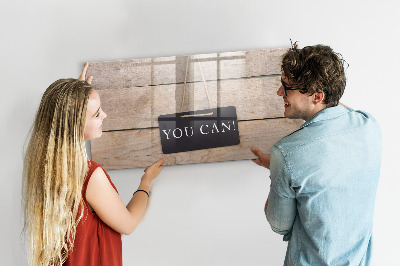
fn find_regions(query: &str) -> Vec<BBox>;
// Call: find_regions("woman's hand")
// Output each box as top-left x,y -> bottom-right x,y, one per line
78,62 -> 93,84
251,146 -> 271,169
141,158 -> 166,186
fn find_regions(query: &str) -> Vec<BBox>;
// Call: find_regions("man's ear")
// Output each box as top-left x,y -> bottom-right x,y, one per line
313,92 -> 325,104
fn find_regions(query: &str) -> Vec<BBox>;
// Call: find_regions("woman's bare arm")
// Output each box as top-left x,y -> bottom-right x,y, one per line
86,158 -> 165,235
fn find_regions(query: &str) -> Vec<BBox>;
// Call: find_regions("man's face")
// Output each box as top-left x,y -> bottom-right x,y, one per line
277,73 -> 315,121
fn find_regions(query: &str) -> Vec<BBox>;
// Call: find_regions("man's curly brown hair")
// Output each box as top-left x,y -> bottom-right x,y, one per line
281,44 -> 347,107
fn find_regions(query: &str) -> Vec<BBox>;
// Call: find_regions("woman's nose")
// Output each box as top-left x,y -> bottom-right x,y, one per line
277,85 -> 285,96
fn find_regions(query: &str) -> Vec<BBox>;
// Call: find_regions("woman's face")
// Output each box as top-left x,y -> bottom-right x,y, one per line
84,89 -> 107,141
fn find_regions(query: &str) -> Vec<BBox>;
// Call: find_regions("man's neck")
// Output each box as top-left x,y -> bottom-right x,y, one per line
304,104 -> 327,121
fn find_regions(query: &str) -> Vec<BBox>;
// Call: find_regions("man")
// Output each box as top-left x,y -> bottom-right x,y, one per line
251,44 -> 381,265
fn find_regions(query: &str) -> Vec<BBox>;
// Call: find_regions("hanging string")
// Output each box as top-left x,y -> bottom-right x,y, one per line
180,56 -> 190,113
196,55 -> 213,109
180,55 -> 213,115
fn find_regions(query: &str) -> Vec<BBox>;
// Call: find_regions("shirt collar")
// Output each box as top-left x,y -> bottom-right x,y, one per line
301,105 -> 349,129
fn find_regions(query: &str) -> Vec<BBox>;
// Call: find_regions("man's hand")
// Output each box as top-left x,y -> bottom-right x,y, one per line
251,146 -> 271,169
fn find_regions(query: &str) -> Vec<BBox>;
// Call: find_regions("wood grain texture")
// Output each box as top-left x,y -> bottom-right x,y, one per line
91,118 -> 303,170
86,48 -> 287,89
97,76 -> 284,131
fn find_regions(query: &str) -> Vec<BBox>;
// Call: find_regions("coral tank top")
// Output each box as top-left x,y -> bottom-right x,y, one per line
64,160 -> 122,266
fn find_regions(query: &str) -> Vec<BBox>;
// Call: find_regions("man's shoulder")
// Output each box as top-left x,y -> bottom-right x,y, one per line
273,131 -> 305,156
274,107 -> 381,157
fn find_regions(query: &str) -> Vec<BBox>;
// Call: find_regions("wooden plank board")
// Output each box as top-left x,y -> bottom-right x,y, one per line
97,76 -> 284,131
86,48 -> 287,89
91,118 -> 303,170
88,48 -> 299,169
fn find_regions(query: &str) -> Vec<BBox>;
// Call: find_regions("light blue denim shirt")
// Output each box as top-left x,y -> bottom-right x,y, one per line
266,105 -> 382,266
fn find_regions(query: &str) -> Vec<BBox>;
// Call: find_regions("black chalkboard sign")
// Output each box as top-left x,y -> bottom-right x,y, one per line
158,106 -> 240,154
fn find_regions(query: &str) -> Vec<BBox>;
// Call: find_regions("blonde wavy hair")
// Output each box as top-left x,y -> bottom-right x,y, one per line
23,79 -> 93,265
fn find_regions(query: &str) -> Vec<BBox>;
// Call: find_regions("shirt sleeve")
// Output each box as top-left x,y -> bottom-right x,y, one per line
266,145 -> 297,241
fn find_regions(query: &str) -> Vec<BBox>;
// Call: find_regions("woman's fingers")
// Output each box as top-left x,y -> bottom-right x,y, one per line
78,62 -> 89,81
78,62 -> 93,83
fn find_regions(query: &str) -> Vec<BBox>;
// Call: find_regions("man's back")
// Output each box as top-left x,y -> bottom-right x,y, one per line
267,105 -> 382,266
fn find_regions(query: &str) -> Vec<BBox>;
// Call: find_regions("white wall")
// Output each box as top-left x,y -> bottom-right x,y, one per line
2,0 -> 399,265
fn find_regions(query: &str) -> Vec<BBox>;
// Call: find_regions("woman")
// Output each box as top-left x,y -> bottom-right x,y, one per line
22,63 -> 165,265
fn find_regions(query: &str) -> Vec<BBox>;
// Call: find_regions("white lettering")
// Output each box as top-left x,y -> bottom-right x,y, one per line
200,124 -> 209,134
221,122 -> 231,132
173,128 -> 183,138
184,126 -> 194,137
211,123 -> 219,134
162,129 -> 171,140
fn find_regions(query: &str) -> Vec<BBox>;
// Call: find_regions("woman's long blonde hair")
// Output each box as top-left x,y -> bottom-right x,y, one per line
23,79 -> 92,265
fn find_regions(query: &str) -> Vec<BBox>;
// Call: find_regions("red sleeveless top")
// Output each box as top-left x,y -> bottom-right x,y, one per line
64,160 -> 122,266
